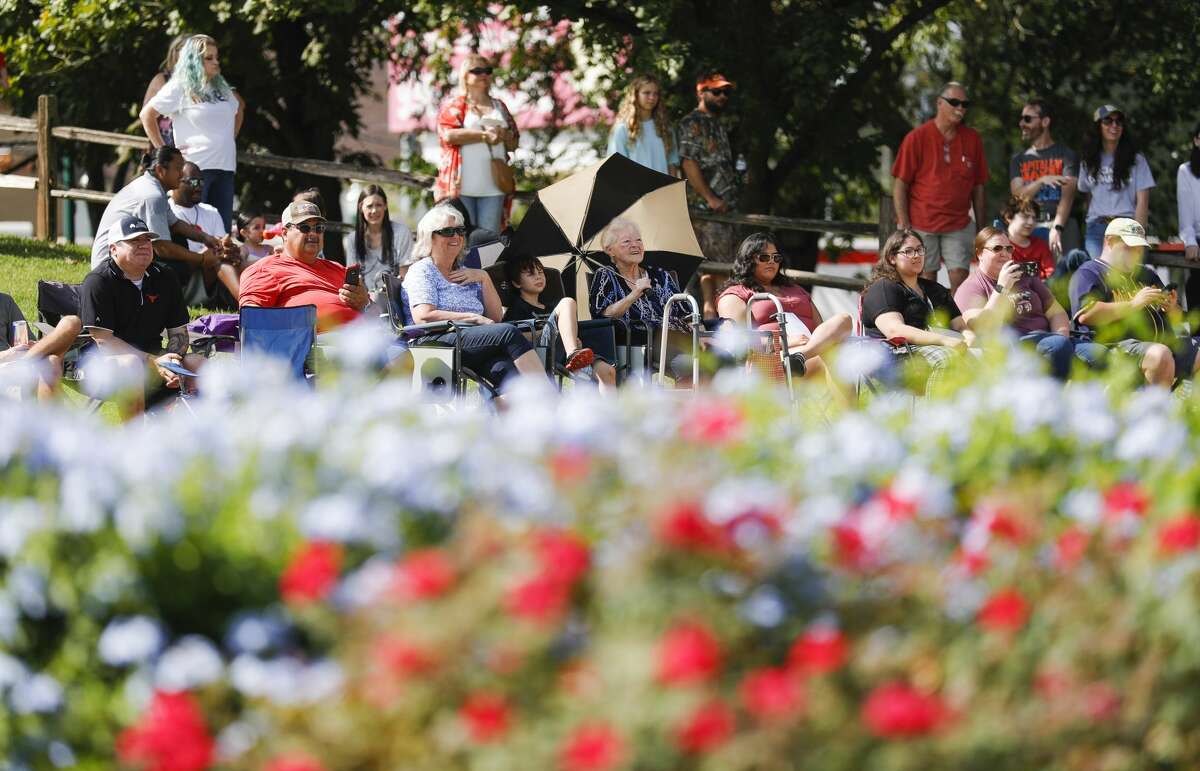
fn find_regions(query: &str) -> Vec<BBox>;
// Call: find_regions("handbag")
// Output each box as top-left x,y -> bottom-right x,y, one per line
489,99 -> 517,194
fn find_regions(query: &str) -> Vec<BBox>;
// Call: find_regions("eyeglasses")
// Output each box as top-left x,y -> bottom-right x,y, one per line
468,67 -> 494,76
434,226 -> 468,238
896,247 -> 926,258
182,178 -> 204,189
1019,114 -> 1039,124
940,96 -> 971,109
289,223 -> 326,234
754,252 -> 784,264
1100,115 -> 1124,126
706,88 -> 733,97
985,244 -> 1015,253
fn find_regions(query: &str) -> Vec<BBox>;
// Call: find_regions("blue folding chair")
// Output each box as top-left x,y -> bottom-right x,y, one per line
239,305 -> 317,382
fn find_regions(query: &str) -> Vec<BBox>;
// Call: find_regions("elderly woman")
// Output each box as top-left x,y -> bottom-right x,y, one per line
955,227 -> 1105,379
141,34 -> 245,231
861,229 -> 970,394
589,218 -> 689,338
402,205 -> 546,390
716,232 -> 852,379
434,53 -> 520,234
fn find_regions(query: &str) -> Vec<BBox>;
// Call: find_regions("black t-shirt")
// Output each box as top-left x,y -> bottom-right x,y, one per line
861,277 -> 961,338
81,258 -> 189,354
502,294 -> 549,322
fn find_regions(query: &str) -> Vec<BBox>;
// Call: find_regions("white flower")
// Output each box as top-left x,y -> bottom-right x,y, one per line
216,720 -> 260,761
8,566 -> 47,618
740,585 -> 786,627
225,611 -> 288,655
0,500 -> 45,558
48,741 -> 77,769
10,672 -> 63,714
1061,488 -> 1103,528
78,349 -> 146,399
155,635 -> 223,690
320,317 -> 395,371
0,358 -> 46,398
299,494 -> 370,543
98,616 -> 164,667
833,339 -> 889,384
1116,414 -> 1185,463
0,651 -> 29,690
334,556 -> 396,610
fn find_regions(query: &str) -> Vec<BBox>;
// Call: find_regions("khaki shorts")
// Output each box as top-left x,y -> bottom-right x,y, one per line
916,223 -> 976,273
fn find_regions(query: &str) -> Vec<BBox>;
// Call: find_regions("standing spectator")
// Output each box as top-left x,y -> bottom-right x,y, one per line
607,74 -> 679,176
1001,196 -> 1055,279
1070,218 -> 1196,387
679,71 -> 740,318
141,34 -> 245,232
1009,99 -> 1078,256
434,53 -> 520,234
892,81 -> 988,294
141,33 -> 191,149
1077,105 -> 1154,258
90,147 -> 225,271
342,185 -> 415,293
1175,121 -> 1200,310
167,161 -> 239,307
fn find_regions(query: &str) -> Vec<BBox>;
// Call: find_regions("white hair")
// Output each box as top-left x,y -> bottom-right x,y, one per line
600,217 -> 641,251
414,205 -> 466,263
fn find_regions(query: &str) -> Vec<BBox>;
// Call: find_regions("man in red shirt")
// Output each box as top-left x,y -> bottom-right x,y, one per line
239,201 -> 369,331
892,82 -> 989,293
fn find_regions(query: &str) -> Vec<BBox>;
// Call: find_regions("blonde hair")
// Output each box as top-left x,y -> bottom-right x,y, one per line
415,205 -> 466,264
614,75 -> 673,157
171,34 -> 232,103
458,53 -> 494,95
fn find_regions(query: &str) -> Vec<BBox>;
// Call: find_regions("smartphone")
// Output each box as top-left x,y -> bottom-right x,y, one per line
1017,260 -> 1040,278
344,266 -> 362,287
158,360 -> 197,378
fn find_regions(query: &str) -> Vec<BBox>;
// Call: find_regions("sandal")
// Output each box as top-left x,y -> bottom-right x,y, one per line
788,351 -> 807,376
564,347 -> 595,372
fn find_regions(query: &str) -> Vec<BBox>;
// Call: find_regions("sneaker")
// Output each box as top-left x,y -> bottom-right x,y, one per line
788,351 -> 807,376
564,347 -> 595,372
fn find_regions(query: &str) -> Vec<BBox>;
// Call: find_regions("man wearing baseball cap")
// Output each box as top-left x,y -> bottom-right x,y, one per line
1069,217 -> 1199,386
679,70 -> 741,317
239,200 -> 370,331
81,214 -> 202,413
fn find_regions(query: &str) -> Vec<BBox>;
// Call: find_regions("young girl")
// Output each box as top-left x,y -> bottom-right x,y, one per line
607,74 -> 678,176
1001,196 -> 1055,279
502,255 -> 617,389
235,210 -> 271,266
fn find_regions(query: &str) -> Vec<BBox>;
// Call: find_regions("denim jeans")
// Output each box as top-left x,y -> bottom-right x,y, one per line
1084,218 -> 1109,259
459,195 -> 504,234
201,169 -> 236,233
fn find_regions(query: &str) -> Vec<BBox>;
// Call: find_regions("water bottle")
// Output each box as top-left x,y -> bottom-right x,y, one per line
735,154 -> 748,186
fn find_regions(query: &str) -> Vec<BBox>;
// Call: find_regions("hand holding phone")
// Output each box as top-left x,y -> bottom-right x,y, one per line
344,266 -> 362,287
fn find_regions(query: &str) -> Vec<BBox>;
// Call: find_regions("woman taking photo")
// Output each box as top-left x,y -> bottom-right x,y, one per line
716,232 -> 851,379
403,205 -> 546,392
861,229 -> 969,394
434,54 -> 520,234
342,185 -> 415,292
1078,104 -> 1155,257
607,74 -> 679,176
141,33 -> 245,232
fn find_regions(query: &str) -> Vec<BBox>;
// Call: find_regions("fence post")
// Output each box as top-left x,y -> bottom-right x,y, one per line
35,94 -> 58,242
878,193 -> 895,246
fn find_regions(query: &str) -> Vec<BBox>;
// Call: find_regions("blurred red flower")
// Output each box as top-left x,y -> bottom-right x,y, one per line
987,510 -> 1028,543
116,690 -> 215,771
394,549 -> 455,601
505,573 -> 571,623
264,755 -> 327,771
533,529 -> 591,585
279,541 -> 342,604
674,699 -> 736,753
656,502 -> 730,554
832,523 -> 869,569
1054,527 -> 1089,570
370,635 -> 437,679
1082,681 -> 1121,722
560,722 -> 624,771
739,667 -> 805,721
657,621 -> 722,685
460,691 -> 513,743
861,682 -> 946,738
1104,481 -> 1149,518
875,486 -> 918,520
954,548 -> 990,577
1157,516 -> 1200,556
977,588 -> 1029,632
549,446 -> 592,484
788,626 -> 849,675
679,399 -> 744,444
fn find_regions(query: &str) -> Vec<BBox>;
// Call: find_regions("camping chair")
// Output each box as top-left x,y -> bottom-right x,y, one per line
239,305 -> 317,382
582,270 -> 669,385
742,293 -> 796,403
854,295 -> 914,397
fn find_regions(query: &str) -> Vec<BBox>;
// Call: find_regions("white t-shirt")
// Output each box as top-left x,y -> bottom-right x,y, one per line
459,107 -> 505,197
148,80 -> 239,172
168,200 -> 226,251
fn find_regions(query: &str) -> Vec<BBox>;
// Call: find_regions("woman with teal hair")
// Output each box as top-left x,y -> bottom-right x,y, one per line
141,34 -> 245,231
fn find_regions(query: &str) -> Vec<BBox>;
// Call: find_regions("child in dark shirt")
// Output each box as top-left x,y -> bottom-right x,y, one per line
502,255 -> 617,389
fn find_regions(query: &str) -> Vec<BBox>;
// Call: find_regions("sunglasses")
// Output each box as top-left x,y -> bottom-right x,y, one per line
182,178 -> 204,188
940,96 -> 971,109
1019,114 -> 1040,124
754,252 -> 784,264
434,226 -> 468,238
706,88 -> 733,97
468,66 -> 494,76
1100,115 -> 1124,126
986,244 -> 1015,253
289,223 -> 326,234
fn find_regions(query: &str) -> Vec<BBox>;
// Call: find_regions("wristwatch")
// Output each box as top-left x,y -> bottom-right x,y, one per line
1053,224 -> 1065,232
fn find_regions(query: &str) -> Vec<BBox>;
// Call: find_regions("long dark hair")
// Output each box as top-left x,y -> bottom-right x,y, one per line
352,185 -> 396,267
863,229 -> 923,294
720,232 -> 796,293
1082,112 -> 1139,190
1189,121 -> 1200,179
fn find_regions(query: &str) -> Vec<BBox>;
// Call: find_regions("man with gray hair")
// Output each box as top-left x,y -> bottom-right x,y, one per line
892,81 -> 989,293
